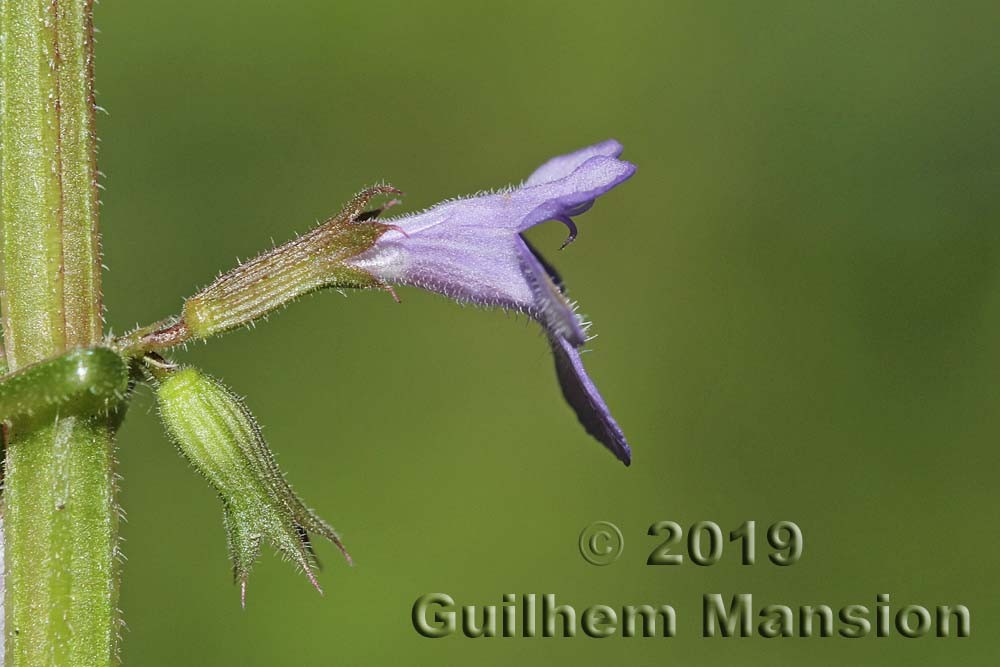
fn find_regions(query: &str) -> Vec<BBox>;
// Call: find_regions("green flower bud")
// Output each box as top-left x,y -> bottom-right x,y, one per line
0,347 -> 129,426
153,365 -> 349,604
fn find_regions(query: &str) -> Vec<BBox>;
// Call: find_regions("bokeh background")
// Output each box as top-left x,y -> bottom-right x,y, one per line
96,2 -> 998,665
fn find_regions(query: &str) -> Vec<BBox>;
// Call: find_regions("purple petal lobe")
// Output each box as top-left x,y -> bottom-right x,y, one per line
349,222 -> 537,313
526,139 -> 625,187
548,334 -> 631,465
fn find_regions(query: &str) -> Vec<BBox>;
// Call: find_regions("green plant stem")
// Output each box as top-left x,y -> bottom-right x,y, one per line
1,1 -> 119,665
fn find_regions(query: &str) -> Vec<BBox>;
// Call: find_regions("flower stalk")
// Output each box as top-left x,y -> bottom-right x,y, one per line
1,1 -> 120,664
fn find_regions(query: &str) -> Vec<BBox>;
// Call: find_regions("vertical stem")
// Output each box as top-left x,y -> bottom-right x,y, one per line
1,1 -> 118,665
0,336 -> 5,663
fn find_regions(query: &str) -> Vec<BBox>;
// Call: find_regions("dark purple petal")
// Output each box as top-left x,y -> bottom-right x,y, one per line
549,334 -> 631,466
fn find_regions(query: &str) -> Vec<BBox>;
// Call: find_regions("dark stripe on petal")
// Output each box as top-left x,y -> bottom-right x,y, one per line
517,240 -> 586,346
519,234 -> 565,292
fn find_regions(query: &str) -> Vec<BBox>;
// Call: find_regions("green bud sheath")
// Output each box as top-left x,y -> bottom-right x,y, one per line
154,366 -> 350,604
118,186 -> 401,355
0,347 -> 129,426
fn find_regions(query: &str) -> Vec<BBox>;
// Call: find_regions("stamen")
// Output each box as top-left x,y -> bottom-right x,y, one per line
556,215 -> 579,250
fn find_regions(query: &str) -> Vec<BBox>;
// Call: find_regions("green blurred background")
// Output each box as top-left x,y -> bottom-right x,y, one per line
95,1 -> 998,665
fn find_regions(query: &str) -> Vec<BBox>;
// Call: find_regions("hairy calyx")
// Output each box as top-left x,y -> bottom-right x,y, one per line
118,186 -> 402,355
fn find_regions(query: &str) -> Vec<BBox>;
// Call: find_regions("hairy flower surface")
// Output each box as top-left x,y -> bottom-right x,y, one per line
123,141 -> 636,465
347,140 -> 636,464
154,365 -> 350,603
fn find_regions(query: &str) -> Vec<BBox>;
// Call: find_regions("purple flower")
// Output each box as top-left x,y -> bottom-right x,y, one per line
348,140 -> 635,465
